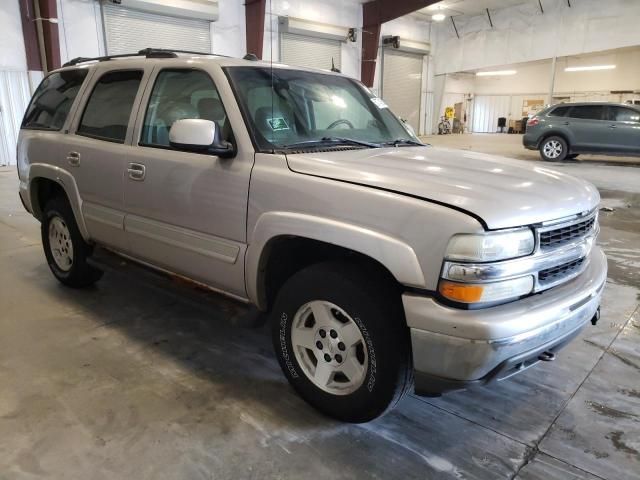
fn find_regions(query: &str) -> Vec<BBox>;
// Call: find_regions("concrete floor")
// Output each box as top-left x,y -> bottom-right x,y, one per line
1,138 -> 639,479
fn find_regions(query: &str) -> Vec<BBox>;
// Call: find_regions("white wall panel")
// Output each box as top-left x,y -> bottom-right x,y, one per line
433,0 -> 640,75
0,0 -> 28,70
0,71 -> 32,166
471,95 -> 510,133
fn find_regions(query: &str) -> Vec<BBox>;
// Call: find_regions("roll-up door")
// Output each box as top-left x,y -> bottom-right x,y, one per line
382,49 -> 422,133
102,4 -> 211,55
280,33 -> 341,71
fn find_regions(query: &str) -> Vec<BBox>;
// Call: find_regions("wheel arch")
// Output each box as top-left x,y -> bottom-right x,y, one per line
28,164 -> 91,241
538,130 -> 572,150
246,212 -> 426,311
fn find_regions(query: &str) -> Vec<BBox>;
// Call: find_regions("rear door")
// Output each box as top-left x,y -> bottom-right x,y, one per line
565,105 -> 606,152
605,106 -> 640,154
64,66 -> 151,252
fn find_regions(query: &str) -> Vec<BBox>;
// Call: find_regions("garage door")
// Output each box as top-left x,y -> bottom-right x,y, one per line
102,4 -> 211,55
280,33 -> 341,71
382,49 -> 422,133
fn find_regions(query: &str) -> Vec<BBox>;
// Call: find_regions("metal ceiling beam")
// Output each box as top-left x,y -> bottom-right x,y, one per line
245,0 -> 266,59
361,0 -> 439,87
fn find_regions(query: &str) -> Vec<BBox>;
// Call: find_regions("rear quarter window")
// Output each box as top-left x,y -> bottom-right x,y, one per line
22,69 -> 88,130
547,106 -> 569,117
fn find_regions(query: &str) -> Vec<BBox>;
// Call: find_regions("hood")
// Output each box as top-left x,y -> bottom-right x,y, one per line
286,146 -> 600,230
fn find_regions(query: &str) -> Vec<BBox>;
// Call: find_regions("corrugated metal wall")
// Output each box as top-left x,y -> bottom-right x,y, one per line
471,95 -> 511,133
0,71 -> 32,166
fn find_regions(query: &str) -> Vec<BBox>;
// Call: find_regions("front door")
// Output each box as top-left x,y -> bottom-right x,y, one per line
64,67 -> 149,252
123,67 -> 253,299
605,106 -> 640,154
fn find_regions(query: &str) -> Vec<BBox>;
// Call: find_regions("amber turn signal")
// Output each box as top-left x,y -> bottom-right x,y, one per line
439,281 -> 484,303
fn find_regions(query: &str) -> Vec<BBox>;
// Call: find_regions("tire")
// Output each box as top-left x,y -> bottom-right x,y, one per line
539,136 -> 568,161
567,153 -> 579,160
41,196 -> 103,288
271,262 -> 412,423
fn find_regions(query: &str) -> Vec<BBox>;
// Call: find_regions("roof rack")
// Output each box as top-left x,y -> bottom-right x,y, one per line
62,48 -> 230,67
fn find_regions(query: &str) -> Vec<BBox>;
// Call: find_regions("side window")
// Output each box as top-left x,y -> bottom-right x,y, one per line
77,70 -> 143,143
22,69 -> 88,130
548,106 -> 569,117
141,69 -> 228,148
567,105 -> 604,120
609,106 -> 640,123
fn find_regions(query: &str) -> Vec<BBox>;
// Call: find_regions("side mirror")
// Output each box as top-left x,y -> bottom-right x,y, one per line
169,119 -> 235,158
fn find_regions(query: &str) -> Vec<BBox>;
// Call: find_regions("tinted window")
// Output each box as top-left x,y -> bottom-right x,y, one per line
548,106 -> 569,117
568,105 -> 604,120
77,70 -> 143,143
609,106 -> 640,123
141,69 -> 229,148
22,69 -> 88,130
225,67 -> 414,152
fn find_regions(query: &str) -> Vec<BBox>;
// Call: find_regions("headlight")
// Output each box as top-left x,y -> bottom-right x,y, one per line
439,276 -> 534,304
445,228 -> 535,262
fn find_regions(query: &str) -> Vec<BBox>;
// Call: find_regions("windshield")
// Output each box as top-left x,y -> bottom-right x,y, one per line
224,66 -> 419,152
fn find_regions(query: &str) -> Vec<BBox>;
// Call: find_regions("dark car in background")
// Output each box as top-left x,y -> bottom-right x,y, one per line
523,102 -> 640,161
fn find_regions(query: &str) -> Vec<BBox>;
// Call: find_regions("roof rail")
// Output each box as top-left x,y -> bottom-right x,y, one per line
62,48 -> 231,68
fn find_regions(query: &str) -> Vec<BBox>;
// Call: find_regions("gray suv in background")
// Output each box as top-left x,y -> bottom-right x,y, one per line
524,102 -> 640,161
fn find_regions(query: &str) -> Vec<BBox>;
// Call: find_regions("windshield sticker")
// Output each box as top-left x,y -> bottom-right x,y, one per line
371,97 -> 388,109
267,117 -> 290,131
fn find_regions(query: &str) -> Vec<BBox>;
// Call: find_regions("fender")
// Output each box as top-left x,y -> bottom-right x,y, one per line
27,163 -> 91,242
245,211 -> 426,309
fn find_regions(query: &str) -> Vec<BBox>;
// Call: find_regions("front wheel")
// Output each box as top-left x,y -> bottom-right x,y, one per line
539,136 -> 568,161
271,262 -> 412,423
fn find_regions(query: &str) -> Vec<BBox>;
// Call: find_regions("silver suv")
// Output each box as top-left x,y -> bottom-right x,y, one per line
524,102 -> 640,161
18,50 -> 606,422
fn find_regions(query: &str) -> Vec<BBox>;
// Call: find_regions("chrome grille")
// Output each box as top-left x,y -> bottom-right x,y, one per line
539,215 -> 596,250
538,257 -> 585,285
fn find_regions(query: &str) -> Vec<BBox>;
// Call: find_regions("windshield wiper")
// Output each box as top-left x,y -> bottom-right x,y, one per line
382,138 -> 425,147
279,137 -> 381,150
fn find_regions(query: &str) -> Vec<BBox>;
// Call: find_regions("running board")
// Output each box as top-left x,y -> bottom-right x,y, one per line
87,247 -> 266,328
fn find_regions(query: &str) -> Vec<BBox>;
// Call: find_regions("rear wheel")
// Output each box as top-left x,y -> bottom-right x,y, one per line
271,262 -> 412,423
539,136 -> 568,161
42,196 -> 103,288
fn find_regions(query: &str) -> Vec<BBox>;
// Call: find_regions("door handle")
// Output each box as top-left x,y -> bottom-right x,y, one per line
609,124 -> 617,129
127,162 -> 146,181
67,151 -> 81,166
562,121 -> 570,125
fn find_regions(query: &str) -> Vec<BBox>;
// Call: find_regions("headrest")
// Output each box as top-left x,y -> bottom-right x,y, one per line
198,97 -> 225,123
159,101 -> 198,127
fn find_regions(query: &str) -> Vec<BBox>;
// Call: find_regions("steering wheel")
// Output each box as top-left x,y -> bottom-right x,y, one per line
327,119 -> 355,129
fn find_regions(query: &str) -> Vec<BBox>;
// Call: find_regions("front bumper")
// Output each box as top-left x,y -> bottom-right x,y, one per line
404,246 -> 607,395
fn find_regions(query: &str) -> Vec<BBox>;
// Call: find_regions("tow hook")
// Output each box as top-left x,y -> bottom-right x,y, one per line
591,306 -> 601,326
538,351 -> 556,362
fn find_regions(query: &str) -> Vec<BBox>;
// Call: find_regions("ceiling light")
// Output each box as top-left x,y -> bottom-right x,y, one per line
432,13 -> 446,21
564,65 -> 616,72
476,70 -> 517,76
